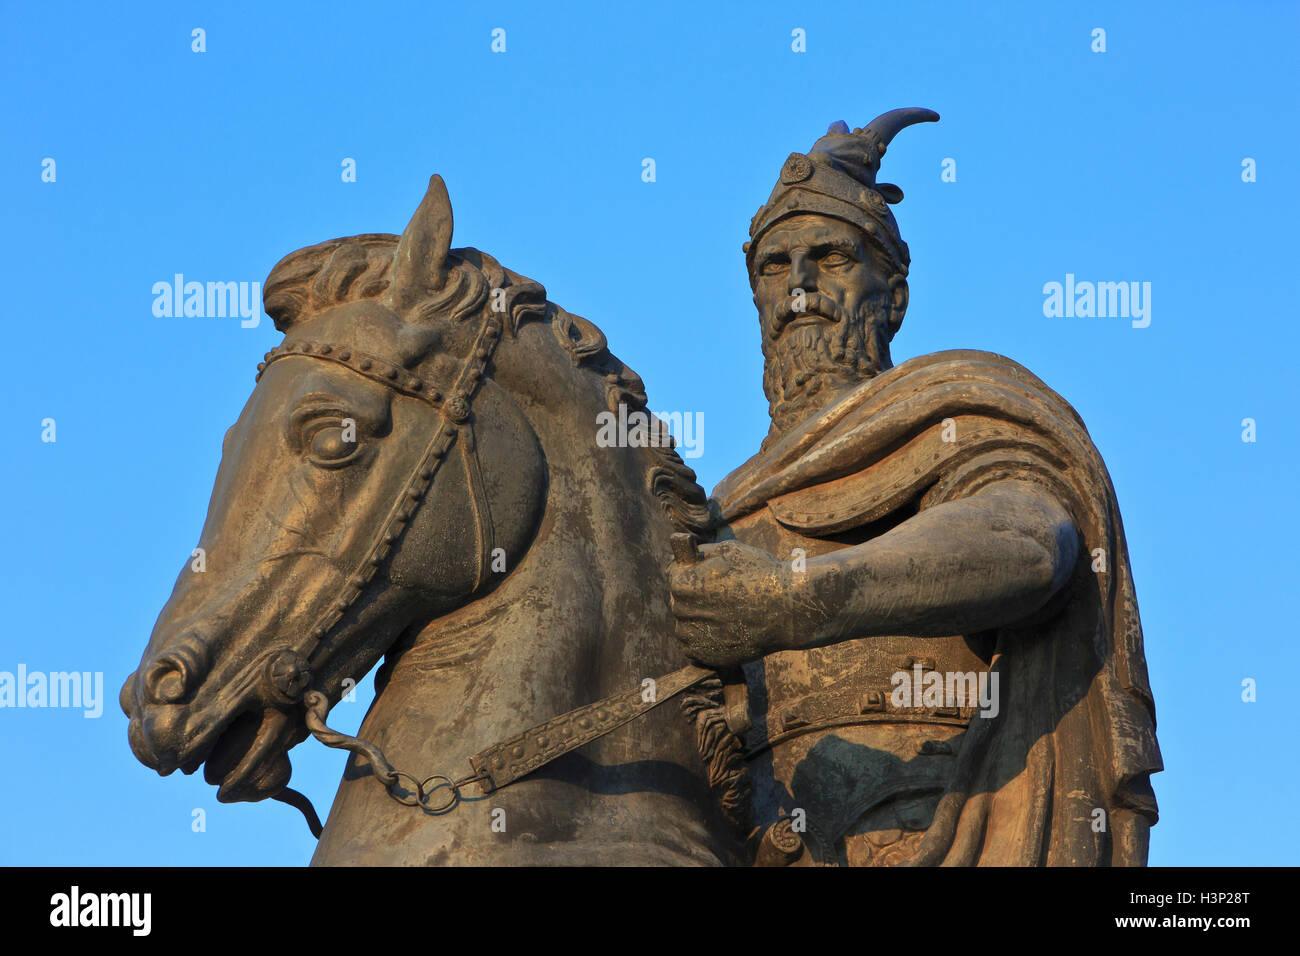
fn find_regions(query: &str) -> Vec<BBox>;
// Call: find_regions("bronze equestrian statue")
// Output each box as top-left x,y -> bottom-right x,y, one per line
124,107 -> 1159,866
669,109 -> 1161,865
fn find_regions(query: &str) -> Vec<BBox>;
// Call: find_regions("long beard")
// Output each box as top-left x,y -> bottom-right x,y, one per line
761,295 -> 892,437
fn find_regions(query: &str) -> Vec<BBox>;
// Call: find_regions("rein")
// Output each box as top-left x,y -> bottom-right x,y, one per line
296,661 -> 715,831
257,305 -> 729,839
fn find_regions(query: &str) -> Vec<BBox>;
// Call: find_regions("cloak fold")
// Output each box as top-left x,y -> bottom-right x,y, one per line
715,350 -> 1161,865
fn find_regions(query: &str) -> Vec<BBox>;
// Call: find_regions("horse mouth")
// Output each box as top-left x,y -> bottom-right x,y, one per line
202,707 -> 295,803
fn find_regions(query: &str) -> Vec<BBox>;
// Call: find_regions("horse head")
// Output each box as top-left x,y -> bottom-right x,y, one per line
122,176 -> 549,804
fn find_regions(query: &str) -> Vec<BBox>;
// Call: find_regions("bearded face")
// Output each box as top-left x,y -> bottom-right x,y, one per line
751,215 -> 907,435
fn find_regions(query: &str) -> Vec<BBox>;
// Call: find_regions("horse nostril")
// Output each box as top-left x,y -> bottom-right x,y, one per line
144,658 -> 189,703
141,633 -> 211,705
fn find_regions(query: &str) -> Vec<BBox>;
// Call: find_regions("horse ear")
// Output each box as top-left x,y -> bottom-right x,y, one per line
390,174 -> 454,305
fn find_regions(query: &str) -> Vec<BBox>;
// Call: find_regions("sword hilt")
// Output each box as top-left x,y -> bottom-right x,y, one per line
670,532 -> 700,566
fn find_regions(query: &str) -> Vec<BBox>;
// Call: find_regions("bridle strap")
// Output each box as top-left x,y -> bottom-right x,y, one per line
457,422 -> 496,592
253,311 -> 504,668
257,341 -> 444,406
466,663 -> 713,793
272,787 -> 324,839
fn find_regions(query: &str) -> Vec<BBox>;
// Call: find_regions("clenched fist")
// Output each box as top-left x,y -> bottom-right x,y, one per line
668,537 -> 815,669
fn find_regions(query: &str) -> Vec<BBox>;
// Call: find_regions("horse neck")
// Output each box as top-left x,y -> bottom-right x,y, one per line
501,319 -> 683,690
315,315 -> 736,865
377,317 -> 685,743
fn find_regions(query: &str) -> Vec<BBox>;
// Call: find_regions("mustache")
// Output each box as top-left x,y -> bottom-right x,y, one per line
770,292 -> 847,337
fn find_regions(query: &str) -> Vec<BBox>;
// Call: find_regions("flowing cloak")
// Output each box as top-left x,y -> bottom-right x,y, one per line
713,350 -> 1162,866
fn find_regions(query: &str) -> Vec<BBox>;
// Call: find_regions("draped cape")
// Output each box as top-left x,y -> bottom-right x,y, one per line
714,350 -> 1161,865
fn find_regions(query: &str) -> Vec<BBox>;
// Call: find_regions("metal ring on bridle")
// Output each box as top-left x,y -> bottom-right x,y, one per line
418,774 -> 461,814
386,770 -> 424,807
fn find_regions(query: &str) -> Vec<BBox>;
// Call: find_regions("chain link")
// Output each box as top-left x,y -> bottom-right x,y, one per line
303,691 -> 492,816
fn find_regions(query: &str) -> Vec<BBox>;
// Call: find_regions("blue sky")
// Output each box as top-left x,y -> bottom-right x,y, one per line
2,1 -> 1297,865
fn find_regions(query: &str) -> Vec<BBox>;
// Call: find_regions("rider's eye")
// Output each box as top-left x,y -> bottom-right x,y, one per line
304,420 -> 361,468
760,259 -> 787,276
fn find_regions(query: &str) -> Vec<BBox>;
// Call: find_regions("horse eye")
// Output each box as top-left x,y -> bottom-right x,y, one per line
305,421 -> 361,467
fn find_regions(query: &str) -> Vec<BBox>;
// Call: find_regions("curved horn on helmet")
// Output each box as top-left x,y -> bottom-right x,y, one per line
864,108 -> 940,146
389,174 -> 454,307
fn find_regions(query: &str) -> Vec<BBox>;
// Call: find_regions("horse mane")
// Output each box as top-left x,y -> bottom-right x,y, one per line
263,234 -> 748,828
265,234 -> 714,537
543,302 -> 714,537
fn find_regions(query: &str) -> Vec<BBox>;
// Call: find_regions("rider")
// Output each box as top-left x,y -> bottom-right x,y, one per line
668,110 -> 1161,866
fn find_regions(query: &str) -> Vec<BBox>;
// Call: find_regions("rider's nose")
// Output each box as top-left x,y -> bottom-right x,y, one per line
789,253 -> 816,294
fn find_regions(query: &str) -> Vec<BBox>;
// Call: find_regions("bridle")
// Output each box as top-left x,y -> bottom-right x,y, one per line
254,304 -> 724,838
254,307 -> 502,663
